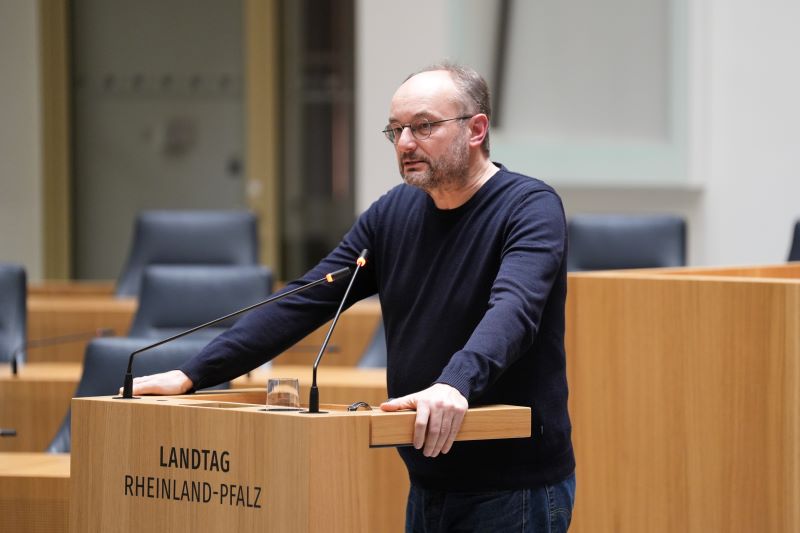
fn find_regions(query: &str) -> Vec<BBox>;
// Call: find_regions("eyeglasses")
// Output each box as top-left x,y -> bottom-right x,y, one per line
381,116 -> 473,144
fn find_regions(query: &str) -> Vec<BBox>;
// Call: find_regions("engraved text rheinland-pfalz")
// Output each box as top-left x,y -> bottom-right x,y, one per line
123,446 -> 262,509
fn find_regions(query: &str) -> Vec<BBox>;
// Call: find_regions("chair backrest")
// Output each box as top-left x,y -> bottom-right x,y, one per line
115,210 -> 259,297
789,220 -> 800,261
357,320 -> 387,368
567,214 -> 687,271
0,264 -> 26,364
128,265 -> 273,339
47,336 -> 227,453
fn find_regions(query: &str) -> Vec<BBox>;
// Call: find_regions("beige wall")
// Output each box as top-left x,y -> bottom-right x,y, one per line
0,0 -> 43,279
2,1 -> 800,280
556,0 -> 800,266
700,0 -> 800,264
354,0 -> 451,212
355,0 -> 800,266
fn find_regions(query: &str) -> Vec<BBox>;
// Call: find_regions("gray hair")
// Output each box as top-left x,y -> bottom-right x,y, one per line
406,62 -> 491,156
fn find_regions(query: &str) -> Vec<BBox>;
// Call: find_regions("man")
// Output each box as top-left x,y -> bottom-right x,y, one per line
131,63 -> 575,532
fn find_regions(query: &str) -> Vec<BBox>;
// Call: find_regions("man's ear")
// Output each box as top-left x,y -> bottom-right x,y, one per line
468,114 -> 489,149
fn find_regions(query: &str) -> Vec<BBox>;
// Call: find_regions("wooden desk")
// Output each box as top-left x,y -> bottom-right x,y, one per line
0,363 -> 80,452
0,452 -> 70,533
27,296 -> 137,363
28,280 -> 116,297
567,264 -> 800,533
272,298 -> 383,367
26,289 -> 381,366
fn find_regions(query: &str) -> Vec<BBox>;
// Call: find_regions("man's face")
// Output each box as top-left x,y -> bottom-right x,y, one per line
388,71 -> 471,191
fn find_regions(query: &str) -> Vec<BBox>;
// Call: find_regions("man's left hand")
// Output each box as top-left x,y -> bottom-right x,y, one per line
380,383 -> 468,457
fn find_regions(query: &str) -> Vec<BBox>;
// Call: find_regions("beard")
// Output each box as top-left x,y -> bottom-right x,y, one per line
398,129 -> 471,191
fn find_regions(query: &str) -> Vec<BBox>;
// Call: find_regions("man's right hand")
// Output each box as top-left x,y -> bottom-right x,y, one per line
120,370 -> 194,396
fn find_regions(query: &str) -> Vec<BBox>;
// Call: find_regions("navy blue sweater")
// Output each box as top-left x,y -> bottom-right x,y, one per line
181,166 -> 574,490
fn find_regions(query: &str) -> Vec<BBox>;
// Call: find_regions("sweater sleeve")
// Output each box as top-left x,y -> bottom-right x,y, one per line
179,205 -> 380,390
435,189 -> 567,400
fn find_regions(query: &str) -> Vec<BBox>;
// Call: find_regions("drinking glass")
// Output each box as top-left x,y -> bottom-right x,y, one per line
266,378 -> 300,411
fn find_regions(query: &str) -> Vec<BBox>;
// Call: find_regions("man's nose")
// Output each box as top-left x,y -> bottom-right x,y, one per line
396,126 -> 417,151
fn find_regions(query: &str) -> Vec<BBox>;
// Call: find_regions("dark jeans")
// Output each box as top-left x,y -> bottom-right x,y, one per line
405,473 -> 576,533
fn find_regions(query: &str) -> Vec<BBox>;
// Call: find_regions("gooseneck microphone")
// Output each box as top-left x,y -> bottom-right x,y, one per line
117,266 -> 352,400
306,250 -> 369,414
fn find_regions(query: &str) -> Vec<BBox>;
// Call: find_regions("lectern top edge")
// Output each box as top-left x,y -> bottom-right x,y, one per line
72,395 -> 532,447
569,262 -> 800,283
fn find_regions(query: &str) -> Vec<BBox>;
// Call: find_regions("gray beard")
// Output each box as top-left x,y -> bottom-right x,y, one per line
400,134 -> 470,192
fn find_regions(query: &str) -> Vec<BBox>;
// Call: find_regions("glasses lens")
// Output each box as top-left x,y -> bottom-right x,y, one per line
384,124 -> 403,143
412,119 -> 432,140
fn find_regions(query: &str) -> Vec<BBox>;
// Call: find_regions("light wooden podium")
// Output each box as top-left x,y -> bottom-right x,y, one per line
70,391 -> 530,533
568,263 -> 800,533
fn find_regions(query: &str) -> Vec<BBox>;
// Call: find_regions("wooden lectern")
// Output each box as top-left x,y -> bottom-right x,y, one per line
567,263 -> 800,532
70,390 -> 530,532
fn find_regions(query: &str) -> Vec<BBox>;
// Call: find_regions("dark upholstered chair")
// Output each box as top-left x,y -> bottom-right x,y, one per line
567,214 -> 687,271
356,319 -> 387,368
789,220 -> 800,261
46,337 -> 226,453
115,210 -> 259,297
0,264 -> 26,365
127,265 -> 273,340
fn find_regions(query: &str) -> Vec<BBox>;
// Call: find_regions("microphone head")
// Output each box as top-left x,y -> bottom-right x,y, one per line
325,267 -> 351,282
356,249 -> 369,268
